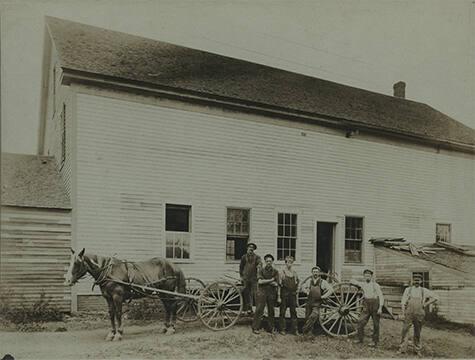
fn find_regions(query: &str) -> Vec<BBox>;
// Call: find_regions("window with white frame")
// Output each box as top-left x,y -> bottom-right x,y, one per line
277,213 -> 297,261
165,204 -> 191,259
436,223 -> 451,243
345,216 -> 363,263
226,208 -> 250,261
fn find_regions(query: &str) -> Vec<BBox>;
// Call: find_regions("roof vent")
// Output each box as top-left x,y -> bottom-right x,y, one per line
393,81 -> 406,99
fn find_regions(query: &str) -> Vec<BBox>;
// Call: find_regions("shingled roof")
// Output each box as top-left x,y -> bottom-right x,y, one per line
1,153 -> 71,209
46,17 -> 475,148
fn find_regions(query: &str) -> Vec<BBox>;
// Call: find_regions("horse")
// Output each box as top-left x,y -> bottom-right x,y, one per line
65,248 -> 186,341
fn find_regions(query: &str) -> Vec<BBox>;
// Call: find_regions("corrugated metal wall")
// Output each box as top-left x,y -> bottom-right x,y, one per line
74,92 -> 474,297
0,206 -> 72,311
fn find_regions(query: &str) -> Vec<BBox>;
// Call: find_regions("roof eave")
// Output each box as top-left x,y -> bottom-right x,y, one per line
61,69 -> 475,155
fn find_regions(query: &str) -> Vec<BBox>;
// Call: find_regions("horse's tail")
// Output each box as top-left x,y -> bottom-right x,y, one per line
175,268 -> 186,294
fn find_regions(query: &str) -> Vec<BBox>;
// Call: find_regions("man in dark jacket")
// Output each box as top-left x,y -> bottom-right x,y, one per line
239,242 -> 261,315
302,266 -> 333,334
252,253 -> 279,334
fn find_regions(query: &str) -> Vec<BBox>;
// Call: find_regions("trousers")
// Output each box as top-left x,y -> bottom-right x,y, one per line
357,298 -> 380,343
279,290 -> 298,333
242,279 -> 257,311
303,304 -> 321,334
252,286 -> 277,330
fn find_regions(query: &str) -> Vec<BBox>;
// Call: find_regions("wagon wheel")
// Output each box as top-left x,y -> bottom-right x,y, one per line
319,282 -> 364,337
176,277 -> 206,322
198,281 -> 243,331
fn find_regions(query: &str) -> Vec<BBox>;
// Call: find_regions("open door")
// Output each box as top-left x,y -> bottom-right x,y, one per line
316,222 -> 335,273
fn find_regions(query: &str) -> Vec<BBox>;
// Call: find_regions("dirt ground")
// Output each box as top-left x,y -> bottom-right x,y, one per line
0,315 -> 473,359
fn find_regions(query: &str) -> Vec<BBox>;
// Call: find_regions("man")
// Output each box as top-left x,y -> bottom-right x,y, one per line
278,255 -> 299,335
302,266 -> 334,335
252,253 -> 279,334
351,269 -> 384,347
399,273 -> 439,356
239,242 -> 261,315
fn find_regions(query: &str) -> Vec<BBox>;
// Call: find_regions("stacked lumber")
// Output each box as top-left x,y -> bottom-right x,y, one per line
369,237 -> 446,256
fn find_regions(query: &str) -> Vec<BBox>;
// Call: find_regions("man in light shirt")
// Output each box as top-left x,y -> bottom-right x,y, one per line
351,269 -> 384,347
399,273 -> 439,356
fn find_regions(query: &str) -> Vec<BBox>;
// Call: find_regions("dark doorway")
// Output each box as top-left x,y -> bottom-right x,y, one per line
316,222 -> 334,273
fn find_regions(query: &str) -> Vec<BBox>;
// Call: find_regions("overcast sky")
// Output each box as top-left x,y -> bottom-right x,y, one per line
1,0 -> 474,155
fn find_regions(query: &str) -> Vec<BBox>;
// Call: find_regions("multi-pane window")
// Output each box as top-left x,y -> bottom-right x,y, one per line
345,217 -> 363,263
412,271 -> 430,288
165,204 -> 191,259
226,208 -> 250,261
436,224 -> 451,243
60,104 -> 66,169
277,213 -> 297,261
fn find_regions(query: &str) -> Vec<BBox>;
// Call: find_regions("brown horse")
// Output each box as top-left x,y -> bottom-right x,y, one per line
65,248 -> 186,341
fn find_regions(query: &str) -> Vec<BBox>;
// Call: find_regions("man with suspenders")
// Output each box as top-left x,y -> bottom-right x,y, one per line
399,273 -> 439,355
302,266 -> 334,335
351,269 -> 384,347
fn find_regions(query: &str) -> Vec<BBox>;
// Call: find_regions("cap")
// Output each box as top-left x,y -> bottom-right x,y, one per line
247,242 -> 257,250
264,253 -> 274,261
363,269 -> 374,275
311,266 -> 322,272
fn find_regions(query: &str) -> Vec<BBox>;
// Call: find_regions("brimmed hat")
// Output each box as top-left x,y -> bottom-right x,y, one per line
247,242 -> 257,250
264,253 -> 274,261
363,269 -> 374,275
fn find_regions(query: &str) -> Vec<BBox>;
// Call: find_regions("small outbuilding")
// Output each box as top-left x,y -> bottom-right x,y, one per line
0,153 -> 72,311
374,240 -> 475,325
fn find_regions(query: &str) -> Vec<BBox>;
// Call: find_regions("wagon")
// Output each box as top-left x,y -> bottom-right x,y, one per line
121,272 -> 364,336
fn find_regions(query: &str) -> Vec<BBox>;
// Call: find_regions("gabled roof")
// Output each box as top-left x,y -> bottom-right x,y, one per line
1,153 -> 71,209
45,17 -> 475,149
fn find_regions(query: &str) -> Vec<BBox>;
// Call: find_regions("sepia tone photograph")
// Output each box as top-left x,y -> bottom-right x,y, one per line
0,0 -> 474,359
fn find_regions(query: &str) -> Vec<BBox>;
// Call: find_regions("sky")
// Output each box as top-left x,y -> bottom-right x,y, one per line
1,0 -> 474,155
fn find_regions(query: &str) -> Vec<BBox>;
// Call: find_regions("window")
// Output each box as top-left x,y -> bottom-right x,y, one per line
165,204 -> 191,259
277,213 -> 297,261
412,271 -> 430,288
226,208 -> 250,261
345,217 -> 363,263
60,103 -> 66,169
436,223 -> 451,243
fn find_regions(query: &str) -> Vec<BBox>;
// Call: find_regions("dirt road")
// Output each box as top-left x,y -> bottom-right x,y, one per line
1,318 -> 473,359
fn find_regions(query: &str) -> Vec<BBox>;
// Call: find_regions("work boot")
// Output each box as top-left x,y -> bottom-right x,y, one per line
368,341 -> 377,347
252,329 -> 260,335
353,339 -> 363,345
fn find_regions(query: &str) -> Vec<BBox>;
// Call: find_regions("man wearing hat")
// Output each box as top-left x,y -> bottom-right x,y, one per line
252,253 -> 279,334
351,269 -> 384,347
239,242 -> 261,315
302,266 -> 334,335
399,273 -> 439,356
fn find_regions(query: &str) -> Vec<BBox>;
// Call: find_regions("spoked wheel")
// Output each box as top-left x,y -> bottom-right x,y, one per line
319,282 -> 364,337
176,277 -> 206,322
198,281 -> 243,331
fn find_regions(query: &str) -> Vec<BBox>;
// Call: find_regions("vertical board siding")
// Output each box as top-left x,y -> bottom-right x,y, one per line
43,47 -> 73,198
375,247 -> 471,288
74,93 -> 474,295
0,206 -> 72,311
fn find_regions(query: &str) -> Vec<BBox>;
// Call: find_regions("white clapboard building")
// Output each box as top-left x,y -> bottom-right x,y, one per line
38,17 -> 474,311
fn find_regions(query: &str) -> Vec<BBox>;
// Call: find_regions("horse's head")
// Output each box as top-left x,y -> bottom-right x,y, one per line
65,248 -> 88,286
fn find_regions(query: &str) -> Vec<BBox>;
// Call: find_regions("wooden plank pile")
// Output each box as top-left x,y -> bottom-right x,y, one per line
369,237 -> 446,256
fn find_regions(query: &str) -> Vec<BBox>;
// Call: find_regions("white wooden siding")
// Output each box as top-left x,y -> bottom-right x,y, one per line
0,206 -> 72,311
74,92 -> 474,295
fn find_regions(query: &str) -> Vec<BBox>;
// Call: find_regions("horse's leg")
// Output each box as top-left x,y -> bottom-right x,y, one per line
112,292 -> 124,341
105,297 -> 116,341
